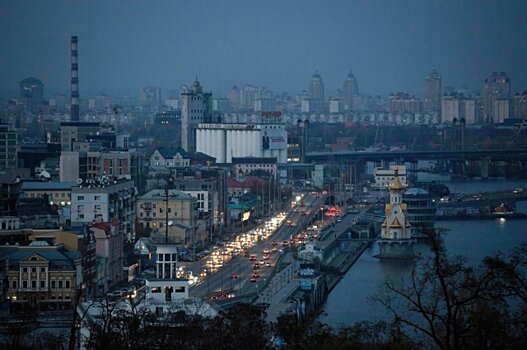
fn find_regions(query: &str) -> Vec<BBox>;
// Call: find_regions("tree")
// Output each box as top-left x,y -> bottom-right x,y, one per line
275,313 -> 417,350
373,232 -> 507,350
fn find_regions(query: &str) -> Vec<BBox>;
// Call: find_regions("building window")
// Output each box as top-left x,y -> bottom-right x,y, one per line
23,267 -> 27,273
40,281 -> 45,288
23,281 -> 28,289
11,280 -> 16,289
66,280 -> 71,288
31,281 -> 36,289
94,195 -> 101,200
51,280 -> 56,289
77,195 -> 84,201
175,286 -> 185,293
58,280 -> 63,288
32,267 -> 36,273
165,286 -> 173,301
151,287 -> 161,293
40,267 -> 45,273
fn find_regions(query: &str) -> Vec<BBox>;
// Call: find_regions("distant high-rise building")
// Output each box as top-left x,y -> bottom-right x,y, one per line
19,77 -> 44,114
240,85 -> 258,110
441,93 -> 480,124
229,86 -> 241,110
140,87 -> 162,110
181,80 -> 212,152
309,71 -> 325,113
70,36 -> 80,121
49,94 -> 67,113
513,92 -> 527,119
483,72 -> 511,123
254,97 -> 276,112
342,71 -> 358,111
441,94 -> 459,123
329,94 -> 343,114
213,97 -> 231,113
424,70 -> 441,114
389,93 -> 422,114
0,121 -> 17,169
94,93 -> 111,111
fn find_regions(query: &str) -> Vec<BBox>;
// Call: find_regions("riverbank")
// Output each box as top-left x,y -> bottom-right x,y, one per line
436,213 -> 527,220
325,242 -> 369,291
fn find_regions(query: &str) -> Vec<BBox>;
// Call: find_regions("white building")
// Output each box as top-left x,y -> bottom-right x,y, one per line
196,123 -> 287,163
493,99 -> 510,123
329,98 -> 342,114
441,96 -> 459,123
70,179 -> 136,239
373,165 -> 407,189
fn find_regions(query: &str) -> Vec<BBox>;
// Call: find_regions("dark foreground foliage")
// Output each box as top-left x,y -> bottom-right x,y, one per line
2,236 -> 526,350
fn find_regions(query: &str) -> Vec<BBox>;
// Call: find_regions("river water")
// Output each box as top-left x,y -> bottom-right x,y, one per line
320,179 -> 527,327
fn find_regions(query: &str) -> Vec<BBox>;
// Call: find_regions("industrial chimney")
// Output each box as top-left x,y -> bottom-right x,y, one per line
70,36 -> 79,121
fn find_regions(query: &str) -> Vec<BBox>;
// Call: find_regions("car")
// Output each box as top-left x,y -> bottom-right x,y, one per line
272,241 -> 278,246
250,277 -> 257,283
282,241 -> 289,246
253,263 -> 260,270
249,255 -> 256,261
336,218 -> 342,223
265,262 -> 271,267
252,272 -> 260,278
272,247 -> 278,252
107,291 -> 122,299
513,188 -> 524,194
231,273 -> 239,280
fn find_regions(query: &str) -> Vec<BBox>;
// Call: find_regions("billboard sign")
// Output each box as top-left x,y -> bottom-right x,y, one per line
261,128 -> 286,150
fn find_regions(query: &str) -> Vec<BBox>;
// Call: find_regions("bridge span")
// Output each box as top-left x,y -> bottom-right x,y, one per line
305,148 -> 527,163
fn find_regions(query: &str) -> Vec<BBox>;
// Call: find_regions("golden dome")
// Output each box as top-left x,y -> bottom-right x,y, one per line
389,168 -> 404,190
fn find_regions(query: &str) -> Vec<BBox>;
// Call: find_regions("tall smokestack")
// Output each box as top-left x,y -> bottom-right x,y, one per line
70,36 -> 79,121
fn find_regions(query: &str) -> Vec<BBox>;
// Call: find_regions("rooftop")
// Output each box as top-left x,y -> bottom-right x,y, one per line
138,189 -> 192,200
405,188 -> 429,196
22,181 -> 76,191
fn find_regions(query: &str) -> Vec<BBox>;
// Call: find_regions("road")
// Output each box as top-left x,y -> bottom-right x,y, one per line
189,193 -> 326,300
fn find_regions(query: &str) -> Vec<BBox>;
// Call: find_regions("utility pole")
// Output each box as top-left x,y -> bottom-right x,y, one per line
165,185 -> 169,243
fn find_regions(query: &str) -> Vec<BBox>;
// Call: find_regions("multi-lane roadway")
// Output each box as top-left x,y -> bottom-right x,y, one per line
189,193 -> 326,301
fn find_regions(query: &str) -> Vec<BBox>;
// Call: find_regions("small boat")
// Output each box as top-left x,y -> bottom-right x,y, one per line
493,203 -> 515,217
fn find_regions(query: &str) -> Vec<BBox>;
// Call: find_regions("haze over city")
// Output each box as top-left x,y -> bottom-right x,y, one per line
1,1 -> 527,349
1,0 -> 527,97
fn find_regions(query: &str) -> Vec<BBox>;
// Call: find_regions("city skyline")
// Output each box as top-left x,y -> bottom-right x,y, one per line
1,0 -> 527,98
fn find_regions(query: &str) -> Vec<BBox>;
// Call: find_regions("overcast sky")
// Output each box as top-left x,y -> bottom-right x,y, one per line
1,0 -> 526,99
